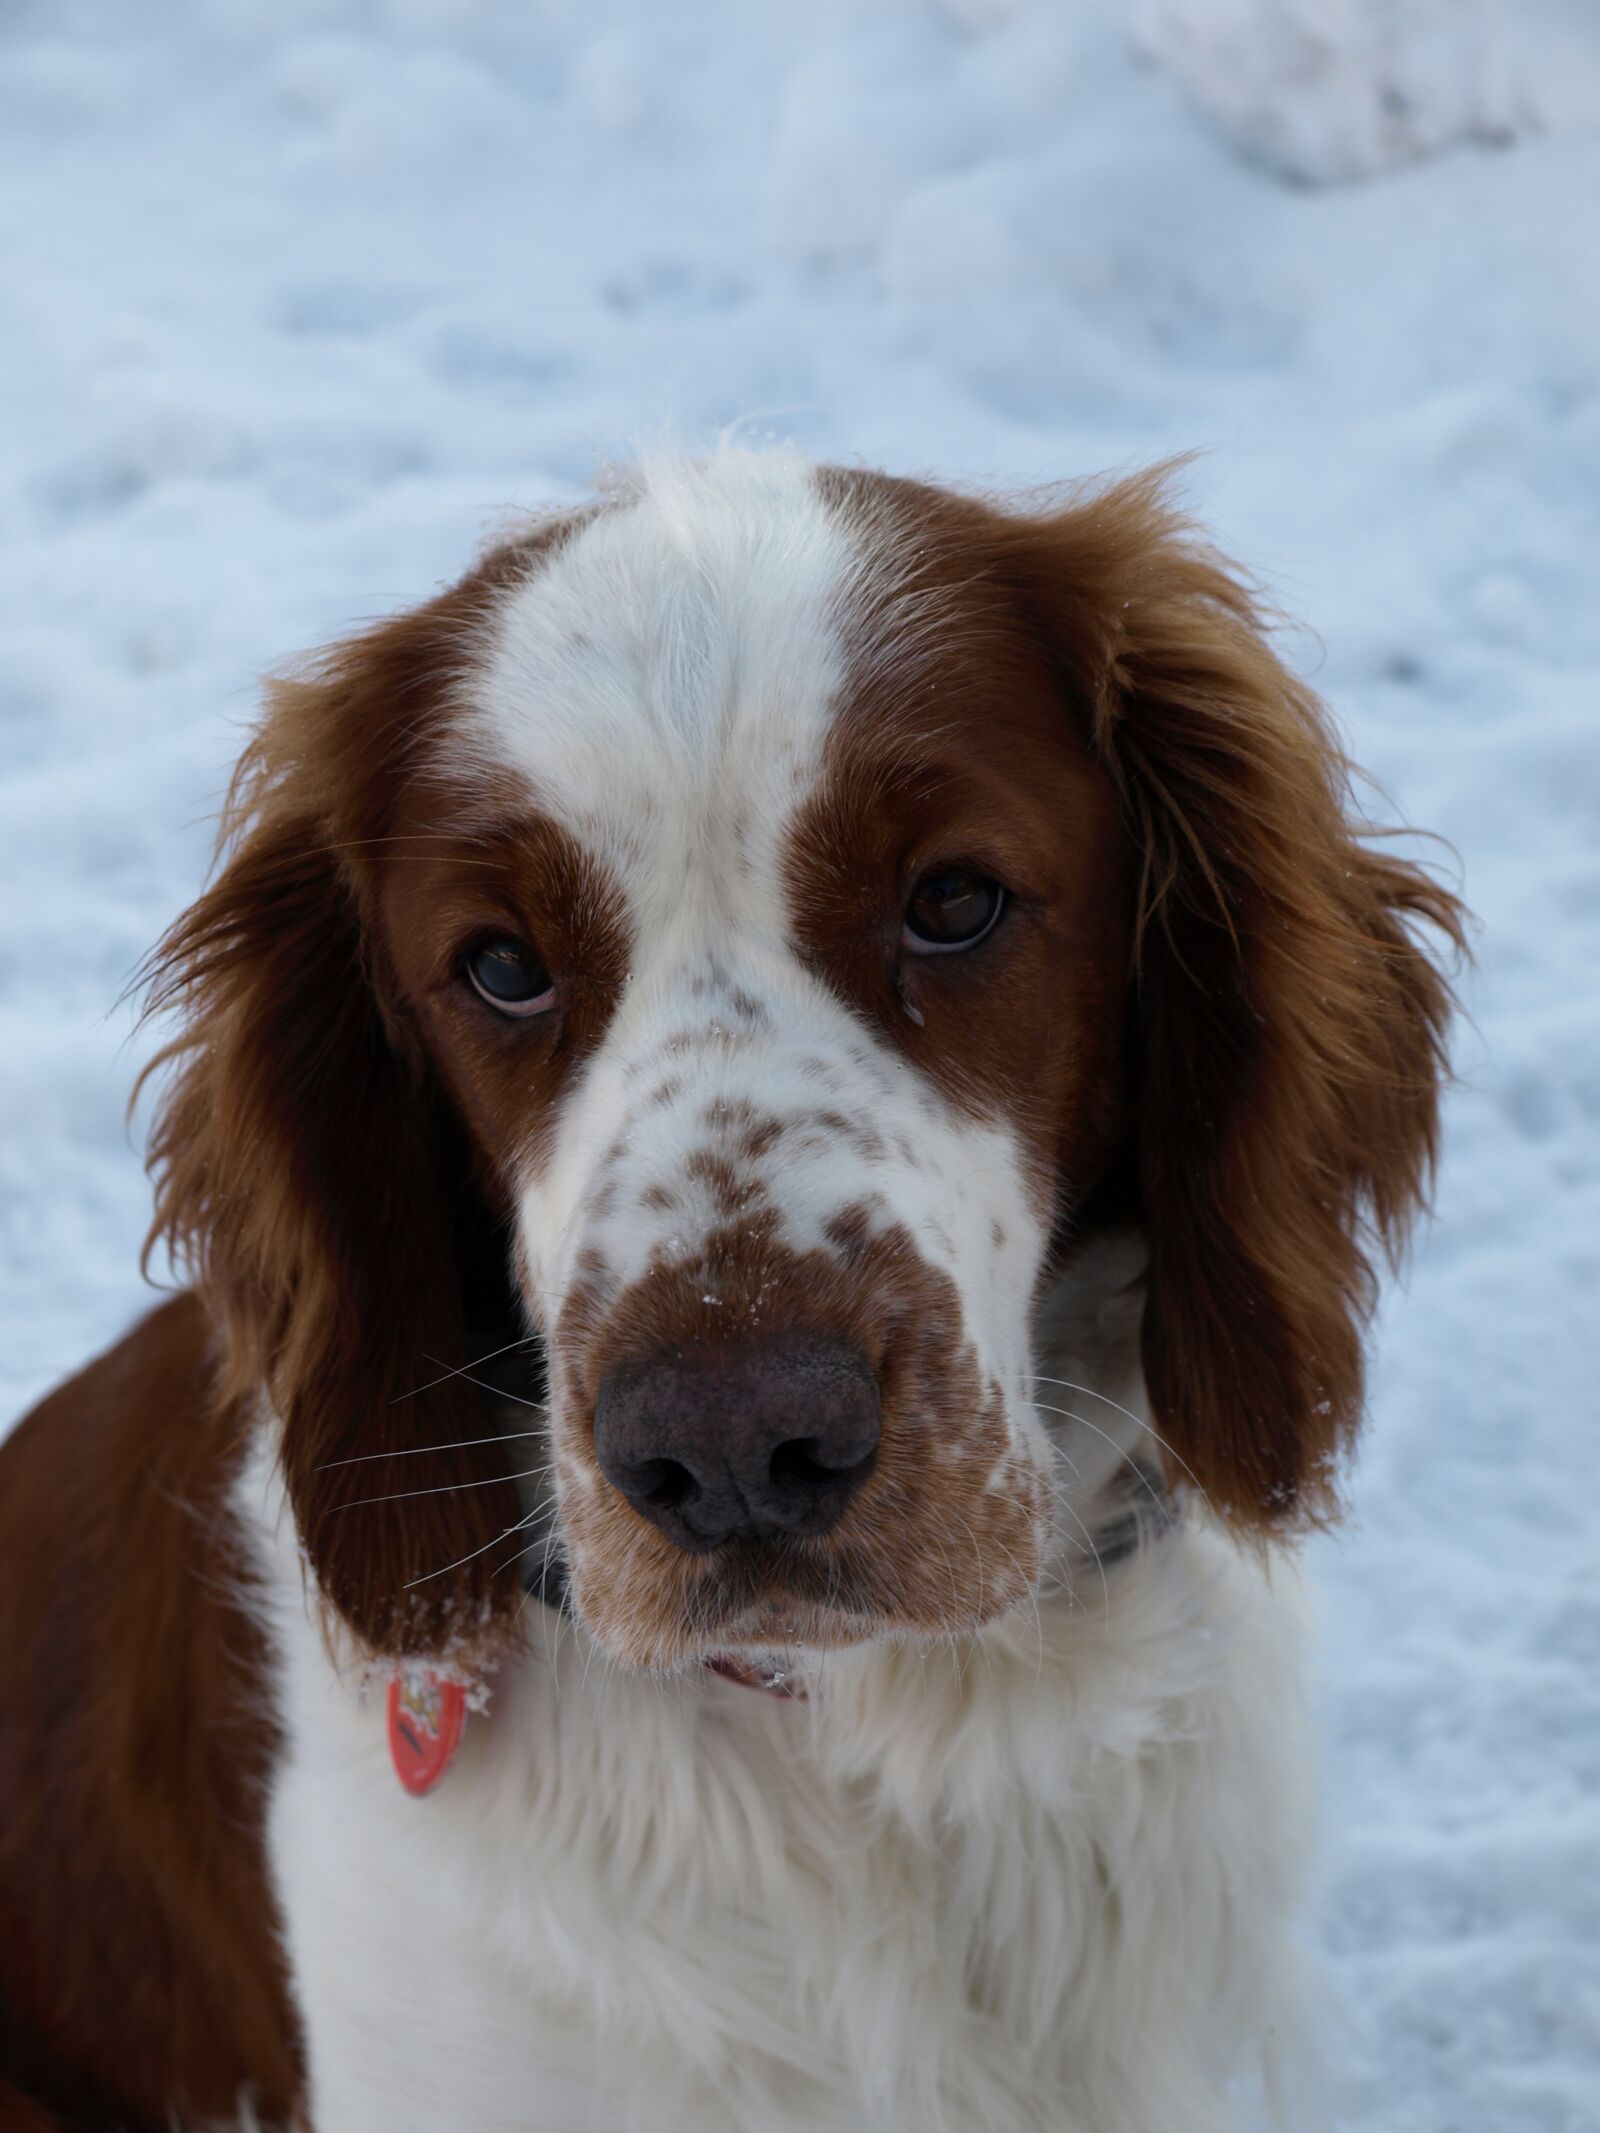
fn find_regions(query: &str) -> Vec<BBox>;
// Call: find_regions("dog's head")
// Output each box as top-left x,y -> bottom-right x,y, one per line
144,451 -> 1462,1667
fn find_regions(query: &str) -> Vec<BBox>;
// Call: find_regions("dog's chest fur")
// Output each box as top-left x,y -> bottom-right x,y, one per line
245,1438 -> 1320,2133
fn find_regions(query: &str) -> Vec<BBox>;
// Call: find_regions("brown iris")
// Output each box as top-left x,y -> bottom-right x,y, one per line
902,866 -> 1005,953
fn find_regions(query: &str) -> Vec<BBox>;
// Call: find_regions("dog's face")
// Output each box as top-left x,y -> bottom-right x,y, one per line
145,449 -> 1460,1665
378,457 -> 1132,1665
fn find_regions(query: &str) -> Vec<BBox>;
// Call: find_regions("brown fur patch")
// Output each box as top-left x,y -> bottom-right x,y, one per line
0,1299 -> 300,2126
808,463 -> 1464,1529
138,517 -> 606,1660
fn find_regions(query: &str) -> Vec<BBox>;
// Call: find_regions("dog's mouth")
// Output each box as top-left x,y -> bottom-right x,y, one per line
530,1399 -> 1048,1671
701,1650 -> 806,1698
562,1524 -> 1031,1673
512,1473 -> 910,1664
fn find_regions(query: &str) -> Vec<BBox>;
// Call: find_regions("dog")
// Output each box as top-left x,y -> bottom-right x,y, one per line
0,449 -> 1463,2132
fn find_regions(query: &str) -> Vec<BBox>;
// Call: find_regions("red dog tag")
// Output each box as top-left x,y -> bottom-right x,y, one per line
387,1670 -> 467,1796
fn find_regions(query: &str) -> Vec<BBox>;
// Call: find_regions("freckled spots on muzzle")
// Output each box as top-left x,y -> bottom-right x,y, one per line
543,1209 -> 1043,1668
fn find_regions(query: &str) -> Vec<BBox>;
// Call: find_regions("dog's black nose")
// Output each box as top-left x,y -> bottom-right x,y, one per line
593,1335 -> 880,1552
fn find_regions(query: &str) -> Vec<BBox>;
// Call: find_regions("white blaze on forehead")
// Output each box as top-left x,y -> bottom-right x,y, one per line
464,448 -> 1054,1479
468,447 -> 857,944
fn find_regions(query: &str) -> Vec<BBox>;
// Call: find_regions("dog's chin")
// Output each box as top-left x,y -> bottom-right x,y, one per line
569,1593 -> 878,1676
561,1513 -> 1046,1675
694,1597 -> 880,1666
568,1576 -> 1030,1677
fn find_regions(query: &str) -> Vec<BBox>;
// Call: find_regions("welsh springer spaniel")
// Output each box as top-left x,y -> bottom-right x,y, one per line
0,450 -> 1463,2133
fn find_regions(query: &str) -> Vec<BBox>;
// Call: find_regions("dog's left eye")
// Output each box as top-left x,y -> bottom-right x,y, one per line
902,867 -> 1006,954
464,937 -> 555,1017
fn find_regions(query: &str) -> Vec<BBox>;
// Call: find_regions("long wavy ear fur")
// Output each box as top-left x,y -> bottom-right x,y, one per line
139,554 -> 534,1657
1009,469 -> 1467,1530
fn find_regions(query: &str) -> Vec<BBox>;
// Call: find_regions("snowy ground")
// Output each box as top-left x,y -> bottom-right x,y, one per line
3,2 -> 1597,2125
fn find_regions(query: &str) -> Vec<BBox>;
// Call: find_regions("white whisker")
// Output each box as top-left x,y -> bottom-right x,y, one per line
393,1334 -> 544,1403
334,1462 -> 555,1513
317,1427 -> 545,1470
1025,1372 -> 1213,1513
402,1508 -> 544,1591
1031,1401 -> 1178,1530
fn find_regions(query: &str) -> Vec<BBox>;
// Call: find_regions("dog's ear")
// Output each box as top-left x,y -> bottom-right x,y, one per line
1011,469 -> 1466,1531
140,567 -> 532,1658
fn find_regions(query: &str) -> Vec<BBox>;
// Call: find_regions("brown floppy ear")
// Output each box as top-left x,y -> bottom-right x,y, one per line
1011,470 -> 1466,1531
140,577 -> 530,1659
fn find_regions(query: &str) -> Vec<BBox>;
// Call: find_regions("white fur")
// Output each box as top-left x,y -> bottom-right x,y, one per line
246,1429 -> 1325,2133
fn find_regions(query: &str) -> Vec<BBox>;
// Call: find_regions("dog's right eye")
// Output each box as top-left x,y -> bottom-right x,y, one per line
902,866 -> 1006,954
464,937 -> 555,1018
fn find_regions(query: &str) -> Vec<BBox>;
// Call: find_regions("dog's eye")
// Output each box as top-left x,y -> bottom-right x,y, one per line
903,867 -> 1005,954
465,937 -> 555,1017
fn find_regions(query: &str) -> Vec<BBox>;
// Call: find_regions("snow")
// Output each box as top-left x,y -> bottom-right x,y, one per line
2,1 -> 1596,2123
1136,0 -> 1600,183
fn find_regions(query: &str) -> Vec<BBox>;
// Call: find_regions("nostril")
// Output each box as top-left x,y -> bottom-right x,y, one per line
629,1458 -> 696,1513
769,1439 -> 829,1492
769,1437 -> 873,1492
